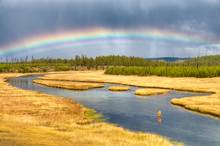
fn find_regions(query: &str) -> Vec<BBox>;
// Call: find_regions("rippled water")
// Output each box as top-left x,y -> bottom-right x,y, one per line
9,75 -> 220,146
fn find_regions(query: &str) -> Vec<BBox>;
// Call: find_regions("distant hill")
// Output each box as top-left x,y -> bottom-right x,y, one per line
146,57 -> 190,62
184,55 -> 220,66
146,55 -> 220,65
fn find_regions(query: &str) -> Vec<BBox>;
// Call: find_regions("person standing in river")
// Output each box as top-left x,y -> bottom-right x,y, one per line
157,110 -> 162,124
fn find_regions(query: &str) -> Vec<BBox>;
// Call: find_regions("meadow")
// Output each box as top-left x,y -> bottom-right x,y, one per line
1,55 -> 220,146
105,66 -> 220,78
1,55 -> 220,78
34,79 -> 104,90
39,71 -> 220,118
0,73 -> 178,146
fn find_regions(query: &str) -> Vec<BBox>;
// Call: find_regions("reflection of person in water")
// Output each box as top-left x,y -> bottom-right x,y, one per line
157,110 -> 162,124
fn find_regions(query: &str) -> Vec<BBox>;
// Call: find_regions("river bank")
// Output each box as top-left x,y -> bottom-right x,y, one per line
34,79 -> 104,90
39,71 -> 220,118
0,73 -> 177,146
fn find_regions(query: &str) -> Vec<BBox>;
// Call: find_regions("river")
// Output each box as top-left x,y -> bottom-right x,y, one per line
9,75 -> 220,146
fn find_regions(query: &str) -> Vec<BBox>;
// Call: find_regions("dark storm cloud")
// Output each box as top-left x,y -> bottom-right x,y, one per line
1,0 -> 220,42
0,0 -> 220,57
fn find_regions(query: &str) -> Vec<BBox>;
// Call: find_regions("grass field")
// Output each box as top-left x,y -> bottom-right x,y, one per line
34,79 -> 104,90
0,73 -> 177,146
40,71 -> 220,118
105,66 -> 220,78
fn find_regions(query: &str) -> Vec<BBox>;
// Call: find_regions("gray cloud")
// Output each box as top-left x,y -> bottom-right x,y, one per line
0,0 -> 220,57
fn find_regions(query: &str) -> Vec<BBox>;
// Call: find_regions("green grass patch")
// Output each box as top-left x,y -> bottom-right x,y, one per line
84,109 -> 105,122
105,66 -> 220,78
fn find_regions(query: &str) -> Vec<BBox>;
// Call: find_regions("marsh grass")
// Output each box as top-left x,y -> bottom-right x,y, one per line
0,73 -> 177,146
41,71 -> 220,118
171,96 -> 220,117
135,88 -> 170,96
33,79 -> 104,90
108,86 -> 130,91
105,66 -> 220,78
84,109 -> 105,123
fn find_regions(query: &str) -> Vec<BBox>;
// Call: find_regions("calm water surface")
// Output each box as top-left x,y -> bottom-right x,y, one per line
9,75 -> 220,146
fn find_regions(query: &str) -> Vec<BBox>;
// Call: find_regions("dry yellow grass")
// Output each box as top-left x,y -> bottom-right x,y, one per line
171,96 -> 220,117
40,71 -> 220,118
0,73 -> 178,146
108,86 -> 130,91
34,79 -> 104,90
135,88 -> 170,96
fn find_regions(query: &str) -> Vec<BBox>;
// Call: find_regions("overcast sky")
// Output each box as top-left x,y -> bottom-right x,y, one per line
0,0 -> 220,58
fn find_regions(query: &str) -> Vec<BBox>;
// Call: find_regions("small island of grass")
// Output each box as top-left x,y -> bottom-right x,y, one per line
108,86 -> 130,91
34,79 -> 104,90
135,88 -> 170,96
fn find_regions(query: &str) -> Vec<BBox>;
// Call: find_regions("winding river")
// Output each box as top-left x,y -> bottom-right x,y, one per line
9,75 -> 220,146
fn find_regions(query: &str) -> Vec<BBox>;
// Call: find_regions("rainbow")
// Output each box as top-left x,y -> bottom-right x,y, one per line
0,28 -> 216,56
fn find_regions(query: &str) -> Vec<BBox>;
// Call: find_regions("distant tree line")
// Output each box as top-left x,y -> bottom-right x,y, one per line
181,55 -> 220,66
9,55 -> 164,66
105,66 -> 220,78
0,55 -> 164,73
0,55 -> 220,77
104,55 -> 220,78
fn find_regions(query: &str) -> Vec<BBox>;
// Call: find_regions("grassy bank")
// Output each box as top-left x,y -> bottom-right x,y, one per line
0,73 -> 177,146
135,88 -> 170,96
108,86 -> 130,91
105,66 -> 220,78
39,71 -> 220,118
34,79 -> 104,90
